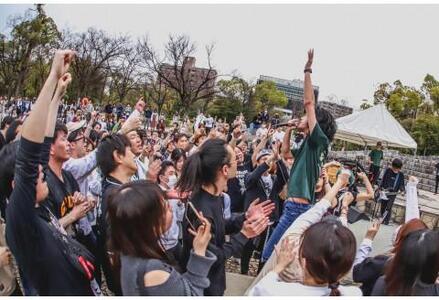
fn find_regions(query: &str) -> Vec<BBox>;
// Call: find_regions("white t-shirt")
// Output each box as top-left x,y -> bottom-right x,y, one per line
204,117 -> 214,128
249,271 -> 362,296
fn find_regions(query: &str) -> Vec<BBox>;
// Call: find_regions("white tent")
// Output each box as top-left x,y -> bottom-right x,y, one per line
334,104 -> 417,149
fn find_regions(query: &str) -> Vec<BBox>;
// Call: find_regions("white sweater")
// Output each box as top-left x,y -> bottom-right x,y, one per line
249,271 -> 362,296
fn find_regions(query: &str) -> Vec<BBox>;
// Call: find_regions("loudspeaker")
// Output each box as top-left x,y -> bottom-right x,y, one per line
347,206 -> 370,224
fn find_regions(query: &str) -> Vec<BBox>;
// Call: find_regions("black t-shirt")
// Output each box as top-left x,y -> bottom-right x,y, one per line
45,168 -> 80,219
6,138 -> 92,295
227,161 -> 253,213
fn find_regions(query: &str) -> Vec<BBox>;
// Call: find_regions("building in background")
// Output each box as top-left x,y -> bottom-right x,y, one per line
258,75 -> 319,117
318,100 -> 353,119
159,56 -> 217,97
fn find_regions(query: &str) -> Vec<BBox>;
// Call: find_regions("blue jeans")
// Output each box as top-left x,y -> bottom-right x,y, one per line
261,201 -> 311,262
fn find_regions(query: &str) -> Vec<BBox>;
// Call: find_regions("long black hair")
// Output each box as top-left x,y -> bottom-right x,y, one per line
5,120 -> 22,144
176,138 -> 231,195
315,106 -> 337,142
107,180 -> 168,260
385,229 -> 439,296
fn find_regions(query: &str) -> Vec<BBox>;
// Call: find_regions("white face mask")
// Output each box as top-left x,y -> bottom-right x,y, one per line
167,175 -> 178,189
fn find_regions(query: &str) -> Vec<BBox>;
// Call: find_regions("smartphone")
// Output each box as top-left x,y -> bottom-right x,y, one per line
185,202 -> 204,231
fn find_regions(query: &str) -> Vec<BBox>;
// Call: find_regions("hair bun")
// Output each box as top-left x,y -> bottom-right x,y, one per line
328,282 -> 340,290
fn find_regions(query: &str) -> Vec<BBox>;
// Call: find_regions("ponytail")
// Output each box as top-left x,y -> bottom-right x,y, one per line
176,138 -> 230,195
176,151 -> 203,193
328,282 -> 341,296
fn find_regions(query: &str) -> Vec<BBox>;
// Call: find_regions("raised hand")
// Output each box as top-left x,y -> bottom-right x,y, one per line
120,116 -> 142,134
365,220 -> 381,241
50,49 -> 75,79
342,192 -> 355,207
305,48 -> 314,70
274,237 -> 297,274
56,73 -> 72,98
337,170 -> 351,187
246,198 -> 275,220
272,140 -> 280,160
146,159 -> 162,182
135,97 -> 146,112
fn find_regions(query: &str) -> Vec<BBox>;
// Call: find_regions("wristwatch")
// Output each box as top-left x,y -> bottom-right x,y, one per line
304,68 -> 312,73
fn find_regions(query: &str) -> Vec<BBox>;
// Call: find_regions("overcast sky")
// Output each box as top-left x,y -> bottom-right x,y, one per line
1,4 -> 439,109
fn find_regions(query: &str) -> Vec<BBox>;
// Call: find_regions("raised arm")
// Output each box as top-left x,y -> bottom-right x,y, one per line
303,49 -> 317,133
281,123 -> 294,159
355,172 -> 375,202
45,73 -> 72,138
251,129 -> 272,167
23,50 -> 75,143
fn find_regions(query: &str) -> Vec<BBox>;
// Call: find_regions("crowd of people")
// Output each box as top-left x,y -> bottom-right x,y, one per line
0,48 -> 438,297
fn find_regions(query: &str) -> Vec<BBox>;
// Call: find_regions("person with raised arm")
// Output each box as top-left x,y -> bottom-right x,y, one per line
5,50 -> 100,295
261,50 -> 337,262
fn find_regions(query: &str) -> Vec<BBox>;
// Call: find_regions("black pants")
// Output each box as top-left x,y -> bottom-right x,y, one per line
369,164 -> 380,185
435,175 -> 439,194
240,226 -> 271,274
380,195 -> 396,225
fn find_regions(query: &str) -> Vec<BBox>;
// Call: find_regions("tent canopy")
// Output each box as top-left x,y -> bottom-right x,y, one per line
334,104 -> 417,149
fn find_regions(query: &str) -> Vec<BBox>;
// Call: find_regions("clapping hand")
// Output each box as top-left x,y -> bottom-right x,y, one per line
246,198 -> 275,220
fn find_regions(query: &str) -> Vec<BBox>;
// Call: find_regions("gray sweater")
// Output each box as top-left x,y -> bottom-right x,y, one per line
120,250 -> 217,296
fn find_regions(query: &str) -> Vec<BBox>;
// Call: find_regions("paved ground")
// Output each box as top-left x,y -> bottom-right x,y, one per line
224,219 -> 398,296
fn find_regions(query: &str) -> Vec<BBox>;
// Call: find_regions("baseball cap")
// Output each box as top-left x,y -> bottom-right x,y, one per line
66,120 -> 86,141
256,149 -> 272,162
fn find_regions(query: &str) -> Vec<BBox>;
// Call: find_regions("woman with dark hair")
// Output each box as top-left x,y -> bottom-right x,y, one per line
352,177 -> 427,295
372,229 -> 439,296
5,120 -> 22,144
178,138 -> 275,296
248,171 -> 361,296
107,180 -> 216,296
170,148 -> 187,179
0,116 -> 14,151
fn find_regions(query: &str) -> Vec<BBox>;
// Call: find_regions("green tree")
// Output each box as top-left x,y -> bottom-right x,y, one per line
253,81 -> 288,112
9,4 -> 60,96
411,115 -> 439,155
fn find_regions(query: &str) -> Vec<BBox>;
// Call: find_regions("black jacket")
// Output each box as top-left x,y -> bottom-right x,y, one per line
6,138 -> 93,295
182,189 -> 248,296
244,160 -> 288,222
352,254 -> 390,296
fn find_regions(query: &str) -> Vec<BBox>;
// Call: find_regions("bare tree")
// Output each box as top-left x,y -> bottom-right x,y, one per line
63,27 -> 128,101
107,43 -> 140,102
137,34 -> 218,113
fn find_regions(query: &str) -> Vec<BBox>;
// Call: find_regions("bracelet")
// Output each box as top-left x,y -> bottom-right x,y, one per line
304,68 -> 312,73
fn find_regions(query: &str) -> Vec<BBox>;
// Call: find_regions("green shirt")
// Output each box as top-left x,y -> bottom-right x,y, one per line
287,123 -> 329,204
369,149 -> 383,167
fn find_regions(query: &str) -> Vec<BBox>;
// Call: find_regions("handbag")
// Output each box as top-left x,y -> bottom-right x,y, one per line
43,206 -> 102,296
0,219 -> 16,296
